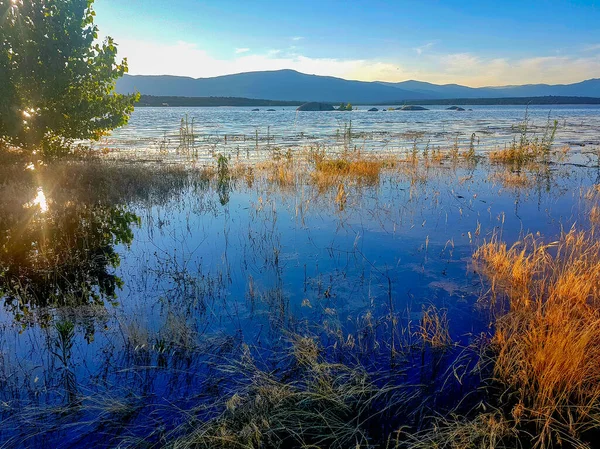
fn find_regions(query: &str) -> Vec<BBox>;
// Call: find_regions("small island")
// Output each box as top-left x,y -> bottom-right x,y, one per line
296,102 -> 335,111
396,105 -> 429,111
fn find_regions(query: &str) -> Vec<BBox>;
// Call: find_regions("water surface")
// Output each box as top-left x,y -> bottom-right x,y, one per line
1,130 -> 599,447
96,105 -> 600,162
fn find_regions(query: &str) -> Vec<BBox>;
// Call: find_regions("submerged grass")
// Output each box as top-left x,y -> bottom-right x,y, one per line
166,337 -> 414,449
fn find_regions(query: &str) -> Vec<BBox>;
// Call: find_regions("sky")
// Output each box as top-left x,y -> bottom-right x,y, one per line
94,0 -> 600,87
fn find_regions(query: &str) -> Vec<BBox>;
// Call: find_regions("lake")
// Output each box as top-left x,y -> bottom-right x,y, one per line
1,108 -> 599,447
95,105 -> 600,162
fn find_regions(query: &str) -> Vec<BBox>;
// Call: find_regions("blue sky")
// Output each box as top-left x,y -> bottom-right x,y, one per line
94,0 -> 600,86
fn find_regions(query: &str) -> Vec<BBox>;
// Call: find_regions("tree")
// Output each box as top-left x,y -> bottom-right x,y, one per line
0,0 -> 139,156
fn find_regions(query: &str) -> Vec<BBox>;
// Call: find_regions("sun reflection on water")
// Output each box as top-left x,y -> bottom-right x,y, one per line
26,187 -> 49,213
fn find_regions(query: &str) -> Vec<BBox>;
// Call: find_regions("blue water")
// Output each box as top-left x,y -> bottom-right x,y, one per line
96,105 -> 600,161
0,146 -> 599,445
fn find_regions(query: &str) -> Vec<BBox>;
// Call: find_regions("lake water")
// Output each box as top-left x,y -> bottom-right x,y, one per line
1,109 -> 599,446
96,105 -> 600,162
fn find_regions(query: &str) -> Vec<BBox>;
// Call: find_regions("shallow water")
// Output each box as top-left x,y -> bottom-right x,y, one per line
95,105 -> 600,163
0,151 -> 599,446
0,153 -> 599,447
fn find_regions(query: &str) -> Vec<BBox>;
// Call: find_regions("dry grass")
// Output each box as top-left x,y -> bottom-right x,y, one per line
311,150 -> 384,187
488,141 -> 569,169
267,162 -> 296,188
590,205 -> 600,227
419,305 -> 452,349
584,185 -> 600,227
489,144 -> 542,166
252,159 -> 297,189
474,227 -> 600,447
488,116 -> 560,168
335,182 -> 347,210
401,411 -> 517,449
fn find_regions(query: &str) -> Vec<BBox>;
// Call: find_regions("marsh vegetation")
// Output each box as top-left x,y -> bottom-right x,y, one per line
1,112 -> 600,448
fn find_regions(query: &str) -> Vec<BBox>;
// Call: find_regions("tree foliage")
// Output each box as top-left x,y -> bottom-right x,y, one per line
0,0 -> 138,155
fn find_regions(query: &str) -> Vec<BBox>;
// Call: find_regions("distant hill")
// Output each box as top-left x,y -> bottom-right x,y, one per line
117,70 -> 424,103
381,78 -> 600,99
484,79 -> 600,98
116,70 -> 600,103
378,80 -> 488,99
400,96 -> 600,106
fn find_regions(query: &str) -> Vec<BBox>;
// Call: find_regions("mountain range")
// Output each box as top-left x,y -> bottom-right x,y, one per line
116,70 -> 600,103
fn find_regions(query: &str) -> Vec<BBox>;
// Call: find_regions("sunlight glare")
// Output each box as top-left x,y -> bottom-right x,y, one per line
27,187 -> 48,213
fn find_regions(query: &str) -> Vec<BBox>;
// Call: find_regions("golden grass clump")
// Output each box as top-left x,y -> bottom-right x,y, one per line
489,145 -> 538,165
474,227 -> 600,447
252,159 -> 297,189
311,151 -> 384,188
418,305 -> 452,349
317,158 -> 382,176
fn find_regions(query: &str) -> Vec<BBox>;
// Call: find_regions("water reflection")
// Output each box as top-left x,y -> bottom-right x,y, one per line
0,161 -> 199,330
0,163 -> 194,328
0,198 -> 139,324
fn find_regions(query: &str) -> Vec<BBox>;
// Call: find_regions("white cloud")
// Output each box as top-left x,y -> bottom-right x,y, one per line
235,47 -> 250,54
114,38 -> 600,86
414,42 -> 434,55
431,53 -> 600,86
116,38 -> 374,79
291,36 -> 304,41
582,43 -> 600,52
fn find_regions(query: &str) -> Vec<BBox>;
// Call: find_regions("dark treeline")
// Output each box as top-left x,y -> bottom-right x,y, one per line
137,95 -> 302,107
138,94 -> 600,107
